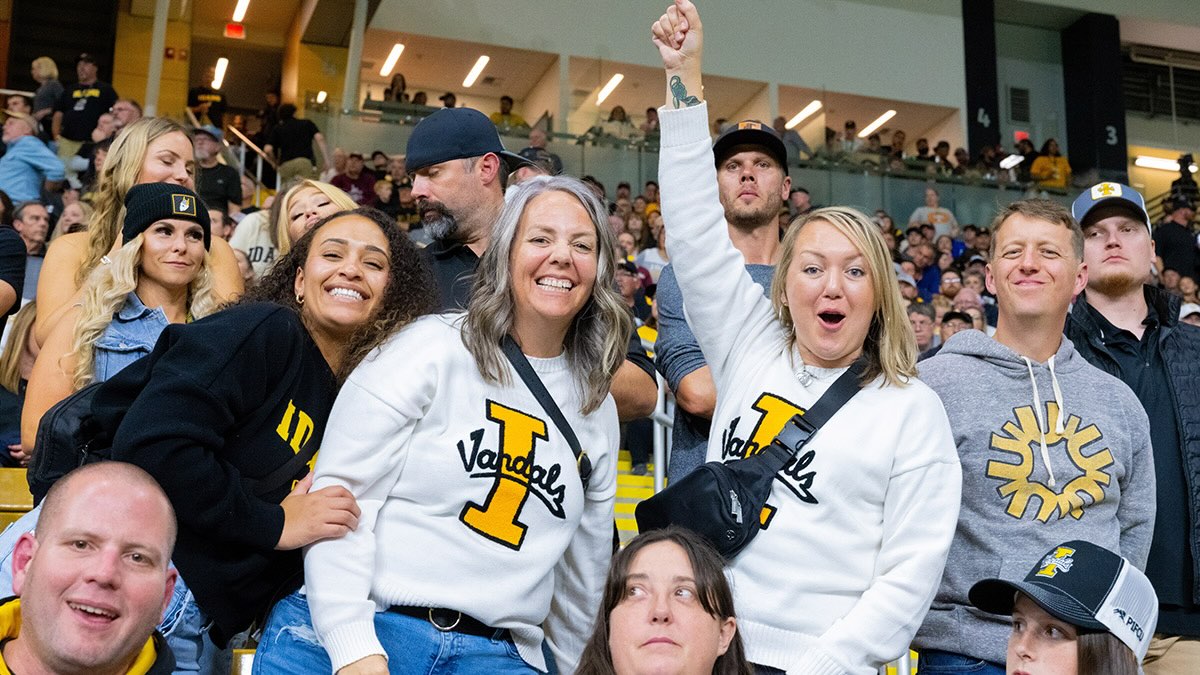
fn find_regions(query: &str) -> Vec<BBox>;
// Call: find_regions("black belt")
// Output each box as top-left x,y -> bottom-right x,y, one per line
388,606 -> 507,639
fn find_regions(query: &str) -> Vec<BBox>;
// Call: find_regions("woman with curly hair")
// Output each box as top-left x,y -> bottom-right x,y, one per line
253,175 -> 631,674
34,117 -> 245,348
19,183 -> 218,456
0,207 -> 438,673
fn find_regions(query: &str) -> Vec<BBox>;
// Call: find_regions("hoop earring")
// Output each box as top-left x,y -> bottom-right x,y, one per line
296,294 -> 304,305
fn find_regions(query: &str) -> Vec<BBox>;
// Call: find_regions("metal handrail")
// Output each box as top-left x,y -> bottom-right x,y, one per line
224,124 -> 278,171
222,124 -> 281,195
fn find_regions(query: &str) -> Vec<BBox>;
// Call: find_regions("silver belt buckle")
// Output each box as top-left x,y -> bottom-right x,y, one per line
428,608 -> 461,632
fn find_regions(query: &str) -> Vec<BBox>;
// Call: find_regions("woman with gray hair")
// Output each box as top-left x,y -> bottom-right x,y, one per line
253,175 -> 630,675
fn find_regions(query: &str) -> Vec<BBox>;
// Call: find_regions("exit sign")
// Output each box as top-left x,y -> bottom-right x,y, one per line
224,23 -> 245,39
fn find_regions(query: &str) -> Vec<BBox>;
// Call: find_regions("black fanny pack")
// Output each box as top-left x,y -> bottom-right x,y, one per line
635,358 -> 864,558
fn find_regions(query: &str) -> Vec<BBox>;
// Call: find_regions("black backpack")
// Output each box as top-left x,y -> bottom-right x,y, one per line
28,382 -> 110,505
28,380 -> 320,507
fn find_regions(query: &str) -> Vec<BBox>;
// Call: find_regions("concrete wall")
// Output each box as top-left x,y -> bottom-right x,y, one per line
111,11 -> 192,117
995,22 -> 1067,154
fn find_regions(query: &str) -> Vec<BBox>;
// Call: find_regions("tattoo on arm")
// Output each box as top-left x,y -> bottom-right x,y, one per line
670,76 -> 701,109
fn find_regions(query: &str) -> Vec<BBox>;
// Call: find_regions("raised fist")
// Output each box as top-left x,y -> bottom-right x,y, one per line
651,0 -> 703,72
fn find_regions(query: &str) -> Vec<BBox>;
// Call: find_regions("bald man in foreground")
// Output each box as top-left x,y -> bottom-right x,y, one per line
1,462 -> 178,674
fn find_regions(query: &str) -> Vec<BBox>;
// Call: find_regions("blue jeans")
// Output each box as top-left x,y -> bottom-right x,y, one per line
254,590 -> 540,674
159,574 -> 228,674
0,504 -> 221,674
916,650 -> 1006,674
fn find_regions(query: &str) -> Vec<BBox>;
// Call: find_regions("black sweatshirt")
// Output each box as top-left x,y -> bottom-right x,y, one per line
92,303 -> 337,644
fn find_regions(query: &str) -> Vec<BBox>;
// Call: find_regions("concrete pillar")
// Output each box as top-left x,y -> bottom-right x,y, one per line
341,0 -> 368,112
143,0 -> 170,116
558,53 -> 571,135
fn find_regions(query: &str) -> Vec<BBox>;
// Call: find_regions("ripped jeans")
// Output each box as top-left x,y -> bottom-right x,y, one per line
0,504 -> 223,674
254,590 -> 539,674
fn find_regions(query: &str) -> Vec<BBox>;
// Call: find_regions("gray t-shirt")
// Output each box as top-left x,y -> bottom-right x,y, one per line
655,262 -> 774,483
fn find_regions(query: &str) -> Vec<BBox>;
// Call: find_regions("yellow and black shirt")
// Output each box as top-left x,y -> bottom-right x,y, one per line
92,303 -> 337,645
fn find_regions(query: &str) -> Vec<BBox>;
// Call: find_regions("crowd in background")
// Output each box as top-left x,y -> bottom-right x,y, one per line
0,1 -> 1198,671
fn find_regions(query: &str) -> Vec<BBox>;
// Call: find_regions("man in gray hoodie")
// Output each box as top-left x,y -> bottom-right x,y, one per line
914,198 -> 1156,673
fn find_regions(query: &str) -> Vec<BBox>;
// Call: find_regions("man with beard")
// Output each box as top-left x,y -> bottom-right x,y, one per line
406,107 -> 657,420
1067,182 -> 1200,673
655,119 -> 790,482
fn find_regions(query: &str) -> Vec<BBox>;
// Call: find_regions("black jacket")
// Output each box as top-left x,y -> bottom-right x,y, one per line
1066,286 -> 1200,602
92,303 -> 337,644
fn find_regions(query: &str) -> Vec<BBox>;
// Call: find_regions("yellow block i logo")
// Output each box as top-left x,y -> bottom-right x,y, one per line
460,402 -> 548,550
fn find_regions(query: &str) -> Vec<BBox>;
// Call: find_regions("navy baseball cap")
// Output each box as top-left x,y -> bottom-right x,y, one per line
405,107 -> 533,175
712,120 -> 788,170
970,540 -> 1158,663
1071,182 -> 1151,233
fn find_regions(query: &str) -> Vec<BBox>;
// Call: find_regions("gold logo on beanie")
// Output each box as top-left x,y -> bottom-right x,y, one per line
172,194 -> 196,216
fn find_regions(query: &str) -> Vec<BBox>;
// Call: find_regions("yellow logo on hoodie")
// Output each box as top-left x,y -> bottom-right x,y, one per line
986,402 -> 1114,521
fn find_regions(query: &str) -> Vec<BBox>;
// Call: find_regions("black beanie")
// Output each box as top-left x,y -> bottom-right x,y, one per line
123,183 -> 212,250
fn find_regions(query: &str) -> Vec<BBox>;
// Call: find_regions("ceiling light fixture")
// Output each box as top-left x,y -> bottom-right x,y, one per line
463,55 -> 490,88
785,100 -> 822,129
1134,155 -> 1197,172
232,0 -> 250,23
597,74 -> 624,105
858,110 -> 897,138
212,58 -> 229,89
380,43 -> 404,77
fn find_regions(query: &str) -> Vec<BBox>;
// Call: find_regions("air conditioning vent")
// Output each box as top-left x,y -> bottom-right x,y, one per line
1009,87 -> 1031,123
1129,44 -> 1200,73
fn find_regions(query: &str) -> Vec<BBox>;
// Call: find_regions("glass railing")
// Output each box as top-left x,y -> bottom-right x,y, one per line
309,102 -> 1077,226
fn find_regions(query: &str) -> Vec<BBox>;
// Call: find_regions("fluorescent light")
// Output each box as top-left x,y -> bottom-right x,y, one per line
1134,155 -> 1197,172
463,56 -> 490,88
380,43 -> 404,77
232,0 -> 250,22
999,154 -> 1024,170
211,58 -> 228,89
785,100 -> 822,129
858,110 -> 896,138
316,90 -> 327,104
596,74 -> 624,105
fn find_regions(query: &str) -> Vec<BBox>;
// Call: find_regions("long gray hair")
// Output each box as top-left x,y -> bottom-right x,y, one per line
463,176 -> 631,415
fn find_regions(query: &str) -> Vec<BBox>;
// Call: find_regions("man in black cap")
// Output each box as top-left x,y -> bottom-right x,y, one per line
51,53 -> 117,177
1067,182 -> 1200,672
1154,194 -> 1197,282
192,126 -> 241,217
655,118 -> 791,482
405,106 -> 656,420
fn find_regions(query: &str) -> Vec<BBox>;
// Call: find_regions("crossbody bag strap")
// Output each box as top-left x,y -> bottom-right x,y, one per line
252,442 -> 319,497
500,335 -> 592,490
758,356 -> 868,472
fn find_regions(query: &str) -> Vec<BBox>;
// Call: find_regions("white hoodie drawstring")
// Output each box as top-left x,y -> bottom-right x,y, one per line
1022,357 -> 1057,487
1047,355 -> 1066,434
